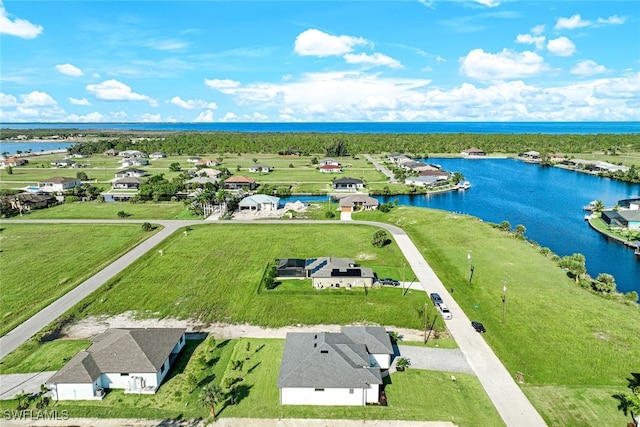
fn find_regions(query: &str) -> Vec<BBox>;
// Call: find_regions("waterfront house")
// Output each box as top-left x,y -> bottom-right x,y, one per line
600,209 -> 640,231
333,177 -> 364,191
48,328 -> 186,400
238,194 -> 280,211
223,175 -> 257,191
405,175 -> 442,187
277,326 -> 393,406
38,177 -> 82,193
337,194 -> 379,212
461,147 -> 486,157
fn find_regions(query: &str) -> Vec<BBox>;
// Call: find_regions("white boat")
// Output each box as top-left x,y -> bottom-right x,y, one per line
583,200 -> 597,211
458,181 -> 471,190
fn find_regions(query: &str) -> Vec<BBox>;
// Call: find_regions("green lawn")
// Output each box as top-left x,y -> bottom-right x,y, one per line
0,223 -> 157,336
66,224 -> 434,330
0,338 -> 502,426
0,339 -> 90,374
4,201 -> 195,220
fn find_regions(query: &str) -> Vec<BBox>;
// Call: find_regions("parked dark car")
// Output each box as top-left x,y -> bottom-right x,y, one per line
379,278 -> 400,286
471,321 -> 486,333
430,293 -> 443,305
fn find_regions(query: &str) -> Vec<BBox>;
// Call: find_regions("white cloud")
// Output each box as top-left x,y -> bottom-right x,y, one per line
516,34 -> 545,50
245,112 -> 269,122
220,112 -> 239,122
472,0 -> 500,7
193,110 -> 215,122
555,14 -> 591,30
570,60 -> 607,76
0,90 -> 65,121
66,112 -> 105,122
86,80 -> 155,105
140,113 -> 162,122
343,52 -> 403,69
69,97 -> 91,106
0,2 -> 43,39
460,49 -> 548,81
597,15 -> 625,25
56,63 -> 83,77
147,39 -> 188,51
0,93 -> 18,108
294,29 -> 369,57
531,25 -> 545,36
436,56 -> 446,63
19,91 -> 58,107
547,37 -> 576,57
170,96 -> 217,110
204,78 -> 241,90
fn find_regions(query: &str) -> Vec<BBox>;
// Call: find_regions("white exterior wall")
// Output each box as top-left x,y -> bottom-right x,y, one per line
51,382 -> 98,401
313,277 -> 373,289
371,353 -> 391,369
281,387 -> 367,406
101,372 -> 159,390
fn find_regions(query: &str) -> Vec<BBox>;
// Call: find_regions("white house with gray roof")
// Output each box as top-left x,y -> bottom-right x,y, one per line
277,326 -> 393,406
305,257 -> 374,289
48,328 -> 186,400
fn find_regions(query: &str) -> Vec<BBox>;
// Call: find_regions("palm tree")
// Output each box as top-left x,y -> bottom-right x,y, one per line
613,373 -> 640,426
200,383 -> 224,419
592,200 -> 606,214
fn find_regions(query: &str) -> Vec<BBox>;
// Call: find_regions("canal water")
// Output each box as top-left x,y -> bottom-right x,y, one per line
287,159 -> 640,293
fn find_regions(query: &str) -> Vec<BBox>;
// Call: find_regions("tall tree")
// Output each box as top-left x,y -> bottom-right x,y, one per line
613,373 -> 640,426
200,383 -> 224,419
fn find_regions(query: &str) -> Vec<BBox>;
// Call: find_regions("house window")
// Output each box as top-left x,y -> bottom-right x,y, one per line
121,373 -> 129,376
160,363 -> 166,373
349,389 -> 354,394
314,388 -> 324,392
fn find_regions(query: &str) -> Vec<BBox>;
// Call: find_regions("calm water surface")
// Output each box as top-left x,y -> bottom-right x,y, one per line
379,159 -> 640,293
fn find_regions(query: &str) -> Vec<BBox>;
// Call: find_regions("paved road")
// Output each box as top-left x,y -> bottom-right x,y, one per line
1,218 -> 546,426
364,154 -> 397,182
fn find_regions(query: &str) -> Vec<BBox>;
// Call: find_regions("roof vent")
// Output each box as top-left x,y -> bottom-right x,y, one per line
321,350 -> 328,354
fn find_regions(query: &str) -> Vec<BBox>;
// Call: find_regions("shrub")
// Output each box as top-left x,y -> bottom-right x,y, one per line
372,230 -> 391,247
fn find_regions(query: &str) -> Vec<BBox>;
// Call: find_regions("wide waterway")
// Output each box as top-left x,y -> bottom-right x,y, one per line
289,159 -> 640,294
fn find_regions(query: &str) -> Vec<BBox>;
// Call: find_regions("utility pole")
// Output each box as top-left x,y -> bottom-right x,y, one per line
467,250 -> 473,285
423,302 -> 429,343
502,279 -> 508,324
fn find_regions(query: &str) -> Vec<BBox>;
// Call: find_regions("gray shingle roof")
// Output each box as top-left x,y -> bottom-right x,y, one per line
341,326 -> 394,355
48,328 -> 185,384
277,332 -> 382,389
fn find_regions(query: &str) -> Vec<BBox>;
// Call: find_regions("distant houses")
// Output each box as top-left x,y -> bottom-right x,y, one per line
38,177 -> 82,193
0,157 -> 27,168
461,147 -> 486,157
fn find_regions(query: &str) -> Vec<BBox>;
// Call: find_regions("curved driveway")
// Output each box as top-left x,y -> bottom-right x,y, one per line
0,218 -> 546,426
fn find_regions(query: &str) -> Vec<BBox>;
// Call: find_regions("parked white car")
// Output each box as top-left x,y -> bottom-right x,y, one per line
437,303 -> 452,320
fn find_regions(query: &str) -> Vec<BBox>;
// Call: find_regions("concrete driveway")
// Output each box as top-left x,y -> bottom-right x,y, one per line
0,371 -> 56,400
394,346 -> 474,375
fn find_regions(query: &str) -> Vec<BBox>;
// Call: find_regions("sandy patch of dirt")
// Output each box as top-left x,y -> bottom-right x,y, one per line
60,311 -> 425,342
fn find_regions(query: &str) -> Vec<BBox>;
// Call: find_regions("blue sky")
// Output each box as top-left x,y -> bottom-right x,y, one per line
1,0 -> 638,123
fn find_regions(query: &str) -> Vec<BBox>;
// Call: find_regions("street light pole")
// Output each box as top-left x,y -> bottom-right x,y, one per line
502,279 -> 508,324
467,250 -> 473,285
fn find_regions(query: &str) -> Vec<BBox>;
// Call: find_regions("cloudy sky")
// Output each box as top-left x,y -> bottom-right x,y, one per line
1,0 -> 638,123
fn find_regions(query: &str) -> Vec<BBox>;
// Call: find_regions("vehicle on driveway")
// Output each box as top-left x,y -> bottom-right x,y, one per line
471,321 -> 486,333
437,303 -> 452,320
430,292 -> 443,305
379,278 -> 400,286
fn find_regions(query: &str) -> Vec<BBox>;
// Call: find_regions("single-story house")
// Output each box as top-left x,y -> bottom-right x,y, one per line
10,192 -> 58,211
115,168 -> 147,179
398,160 -> 424,170
223,175 -> 257,191
461,147 -> 486,157
118,150 -> 148,158
319,164 -> 342,173
112,177 -> 143,190
419,169 -> 450,180
1,157 -> 27,168
388,153 -> 412,164
195,168 -> 222,179
277,326 -> 393,406
103,149 -> 118,156
238,194 -> 280,211
38,177 -> 82,193
600,209 -> 640,231
405,175 -> 445,187
149,152 -> 167,160
276,258 -> 307,278
337,194 -> 379,212
48,328 -> 186,400
186,156 -> 202,163
305,257 -> 374,289
119,158 -> 149,167
248,164 -> 271,173
185,176 -> 219,186
50,159 -> 78,168
196,159 -> 220,167
320,158 -> 340,167
333,178 -> 364,191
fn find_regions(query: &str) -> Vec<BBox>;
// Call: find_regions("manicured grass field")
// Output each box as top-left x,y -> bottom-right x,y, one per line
0,338 -> 502,426
0,339 -> 90,374
353,206 -> 640,426
69,224 -> 432,330
5,201 -> 194,220
0,224 -> 156,336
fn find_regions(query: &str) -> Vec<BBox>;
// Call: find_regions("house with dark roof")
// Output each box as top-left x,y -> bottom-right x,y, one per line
115,168 -> 147,179
112,177 -> 143,190
600,209 -> 640,231
333,177 -> 364,191
48,328 -> 186,400
319,158 -> 340,167
149,152 -> 167,160
305,257 -> 374,289
277,326 -> 393,405
10,192 -> 58,212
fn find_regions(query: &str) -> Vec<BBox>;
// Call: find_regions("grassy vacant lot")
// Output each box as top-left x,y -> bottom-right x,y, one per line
0,224 -> 155,336
354,206 -> 639,426
67,224 -> 432,330
7,201 -> 195,220
0,339 -> 90,374
0,338 -> 503,427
